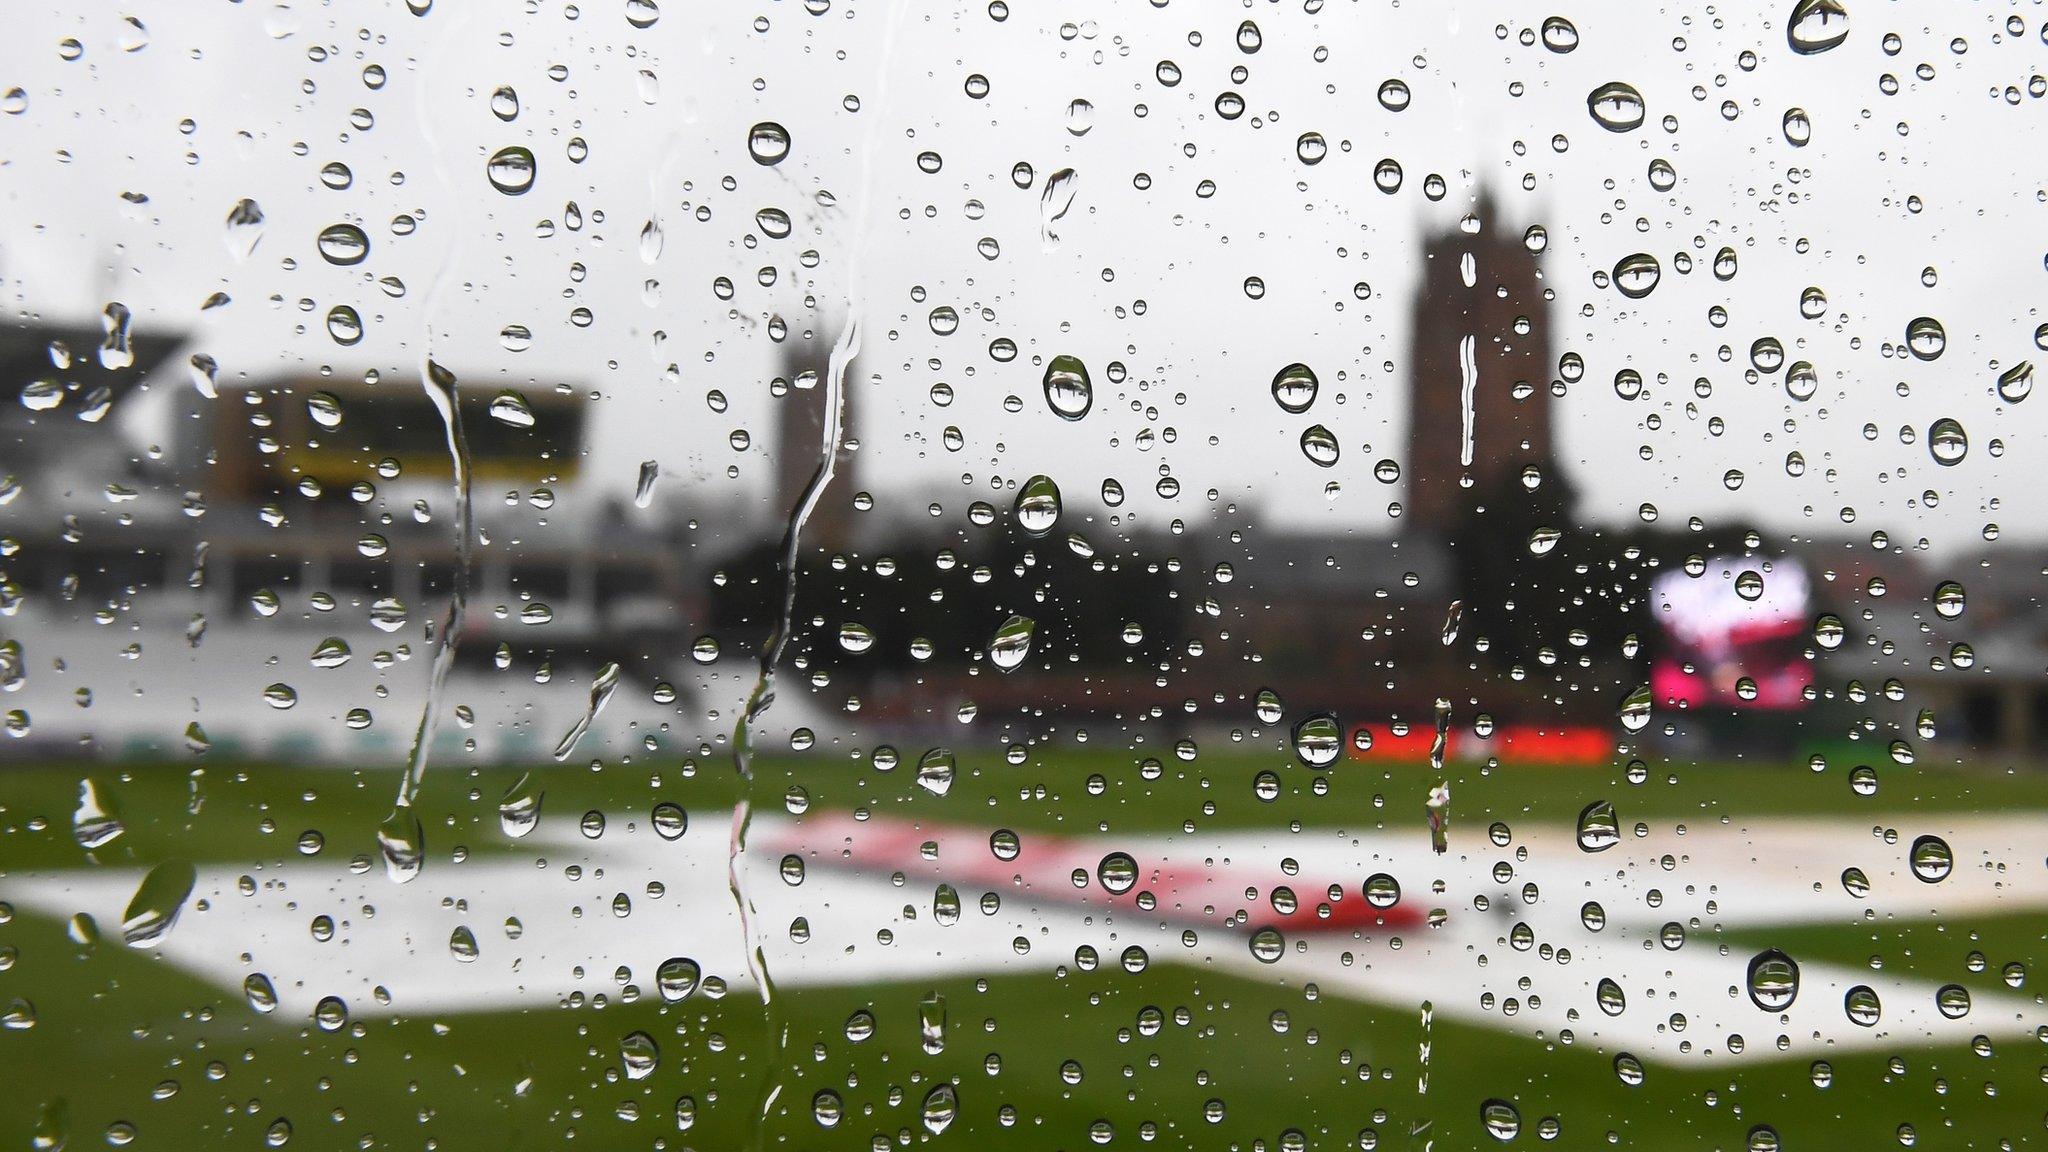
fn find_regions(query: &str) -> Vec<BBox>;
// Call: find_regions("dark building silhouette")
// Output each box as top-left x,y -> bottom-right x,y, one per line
1405,195 -> 1555,529
771,341 -> 857,554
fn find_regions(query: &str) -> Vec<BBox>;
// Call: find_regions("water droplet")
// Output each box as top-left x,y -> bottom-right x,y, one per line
314,996 -> 349,1032
1927,417 -> 1967,466
1097,852 -> 1138,894
1248,926 -> 1285,963
1996,361 -> 2033,403
837,621 -> 875,654
625,0 -> 660,29
921,1084 -> 958,1135
225,198 -> 265,259
1295,132 -> 1327,165
1613,1052 -> 1645,1086
1935,983 -> 1971,1019
748,121 -> 791,166
486,146 -> 537,195
1619,683 -> 1652,731
1441,599 -> 1464,645
303,391 -> 345,430
448,924 -> 479,963
498,772 -> 543,838
1480,1098 -> 1522,1142
1842,984 -> 1882,1026
1575,800 -> 1620,852
1932,581 -> 1965,618
756,207 -> 793,240
1596,976 -> 1626,1015
1364,873 -> 1401,908
989,615 -> 1035,672
1299,425 -> 1340,467
813,1089 -> 844,1128
1541,16 -> 1579,52
1734,570 -> 1765,601
1746,949 -> 1801,1011
1787,0 -> 1850,54
244,972 -> 278,1013
1377,79 -> 1411,112
620,1031 -> 659,1080
1813,613 -> 1845,649
1014,474 -> 1061,535
1271,363 -> 1319,413
633,459 -> 660,509
73,778 -> 124,850
1292,712 -> 1342,767
657,957 -> 701,1002
1588,81 -> 1646,132
377,807 -> 425,883
309,637 -> 351,670
321,305 -> 362,347
1781,360 -> 1817,401
916,748 -> 956,796
493,323 -> 533,353
121,861 -> 197,947
1905,316 -> 1946,360
1042,355 -> 1093,420
1065,97 -> 1094,135
1251,689 -> 1285,725
316,223 -> 369,266
1039,167 -> 1079,246
1783,107 -> 1812,146
1909,834 -> 1952,882
1612,253 -> 1661,298
1840,866 -> 1870,897
489,391 -> 535,427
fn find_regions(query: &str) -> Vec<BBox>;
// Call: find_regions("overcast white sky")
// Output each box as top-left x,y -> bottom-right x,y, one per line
3,0 -> 2043,551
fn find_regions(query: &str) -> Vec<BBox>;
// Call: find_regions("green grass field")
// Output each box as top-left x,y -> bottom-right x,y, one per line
3,750 -> 2044,1151
5,741 -> 2043,869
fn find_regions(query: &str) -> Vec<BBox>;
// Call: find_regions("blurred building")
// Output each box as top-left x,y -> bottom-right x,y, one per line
0,339 -> 698,762
6,215 -> 2047,765
1405,192 -> 1555,529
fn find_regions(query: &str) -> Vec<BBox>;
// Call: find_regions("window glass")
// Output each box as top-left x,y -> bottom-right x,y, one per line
2,3 -> 2043,1150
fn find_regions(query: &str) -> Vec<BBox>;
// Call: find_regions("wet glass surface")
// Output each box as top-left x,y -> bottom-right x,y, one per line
2,3 -> 2046,1149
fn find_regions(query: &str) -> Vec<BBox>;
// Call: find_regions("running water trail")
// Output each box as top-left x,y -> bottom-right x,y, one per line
552,661 -> 621,761
728,315 -> 860,1139
1411,999 -> 1436,1151
1425,696 -> 1452,854
726,310 -> 861,1124
727,3 -> 908,1143
381,360 -> 472,883
1457,333 -> 1477,468
381,6 -> 476,885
